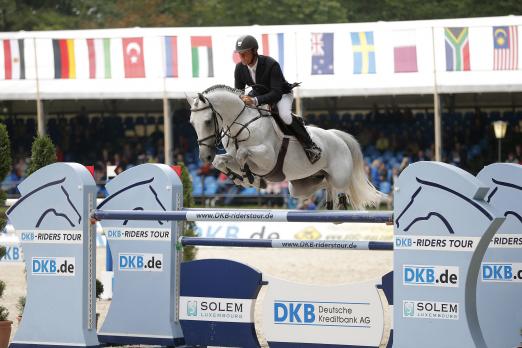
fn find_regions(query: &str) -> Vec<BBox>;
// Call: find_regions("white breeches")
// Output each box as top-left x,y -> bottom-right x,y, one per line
277,93 -> 294,125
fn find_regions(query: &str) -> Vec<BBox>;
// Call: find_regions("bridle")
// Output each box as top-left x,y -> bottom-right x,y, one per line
191,93 -> 267,150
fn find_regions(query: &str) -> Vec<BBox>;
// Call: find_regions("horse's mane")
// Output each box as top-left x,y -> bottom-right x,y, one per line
202,84 -> 243,96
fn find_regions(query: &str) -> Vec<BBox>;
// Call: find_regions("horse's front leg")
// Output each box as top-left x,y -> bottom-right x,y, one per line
236,145 -> 275,185
213,153 -> 266,188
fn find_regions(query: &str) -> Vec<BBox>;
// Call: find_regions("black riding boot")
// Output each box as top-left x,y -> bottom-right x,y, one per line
289,117 -> 322,164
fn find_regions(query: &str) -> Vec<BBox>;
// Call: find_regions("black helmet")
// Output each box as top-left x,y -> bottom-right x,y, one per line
235,35 -> 258,53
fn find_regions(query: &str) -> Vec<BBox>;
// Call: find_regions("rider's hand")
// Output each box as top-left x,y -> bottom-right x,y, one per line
240,95 -> 256,106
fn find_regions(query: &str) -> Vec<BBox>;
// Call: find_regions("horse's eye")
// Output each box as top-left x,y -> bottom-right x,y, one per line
204,120 -> 212,126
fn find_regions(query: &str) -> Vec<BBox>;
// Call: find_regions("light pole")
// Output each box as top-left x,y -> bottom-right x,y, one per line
492,120 -> 508,162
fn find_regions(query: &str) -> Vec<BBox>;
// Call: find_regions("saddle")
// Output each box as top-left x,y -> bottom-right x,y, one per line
266,104 -> 300,137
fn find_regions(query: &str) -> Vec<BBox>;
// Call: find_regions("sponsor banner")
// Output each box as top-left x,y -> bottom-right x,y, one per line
403,265 -> 459,287
489,234 -> 522,248
0,242 -> 23,262
5,222 -> 393,243
394,235 -> 480,251
179,296 -> 254,323
262,276 -> 385,346
403,300 -> 459,320
18,230 -> 82,244
31,256 -> 75,276
118,253 -> 163,272
195,221 -> 393,241
186,210 -> 288,222
104,227 -> 171,241
481,262 -> 522,282
273,239 -> 363,250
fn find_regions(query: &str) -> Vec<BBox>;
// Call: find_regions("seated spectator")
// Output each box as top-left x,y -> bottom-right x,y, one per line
298,195 -> 317,210
2,159 -> 26,195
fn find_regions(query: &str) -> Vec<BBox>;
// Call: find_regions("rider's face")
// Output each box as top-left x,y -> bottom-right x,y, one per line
239,49 -> 256,66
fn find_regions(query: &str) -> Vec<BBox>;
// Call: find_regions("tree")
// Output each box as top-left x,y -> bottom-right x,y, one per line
28,135 -> 57,176
0,124 -> 11,232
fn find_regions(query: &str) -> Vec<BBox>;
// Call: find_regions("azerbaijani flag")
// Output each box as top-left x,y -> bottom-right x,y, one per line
191,36 -> 213,78
165,36 -> 178,78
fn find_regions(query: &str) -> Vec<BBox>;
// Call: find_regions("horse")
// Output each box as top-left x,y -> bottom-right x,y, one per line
188,84 -> 381,210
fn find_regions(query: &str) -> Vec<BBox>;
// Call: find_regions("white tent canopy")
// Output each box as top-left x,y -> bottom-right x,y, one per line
0,15 -> 521,100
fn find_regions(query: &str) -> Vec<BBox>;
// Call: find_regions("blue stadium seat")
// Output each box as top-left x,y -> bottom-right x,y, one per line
240,187 -> 258,195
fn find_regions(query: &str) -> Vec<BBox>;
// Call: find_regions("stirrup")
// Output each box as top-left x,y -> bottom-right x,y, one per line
304,145 -> 322,164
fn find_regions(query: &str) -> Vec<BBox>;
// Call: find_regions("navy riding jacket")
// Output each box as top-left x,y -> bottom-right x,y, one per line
234,55 -> 293,106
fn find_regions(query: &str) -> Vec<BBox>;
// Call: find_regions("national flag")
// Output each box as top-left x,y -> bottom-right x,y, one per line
191,36 -> 214,78
164,36 -> 178,78
393,30 -> 418,73
351,31 -> 376,74
445,27 -> 470,71
86,38 -> 112,79
1,39 -> 25,79
261,33 -> 284,72
311,32 -> 334,75
122,37 -> 145,78
493,26 -> 518,70
53,39 -> 76,79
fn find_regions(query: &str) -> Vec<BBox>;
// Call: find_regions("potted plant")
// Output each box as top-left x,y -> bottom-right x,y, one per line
95,279 -> 104,328
0,246 -> 13,348
16,296 -> 25,323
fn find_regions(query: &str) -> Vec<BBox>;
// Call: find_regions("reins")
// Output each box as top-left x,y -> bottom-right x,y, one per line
191,93 -> 270,151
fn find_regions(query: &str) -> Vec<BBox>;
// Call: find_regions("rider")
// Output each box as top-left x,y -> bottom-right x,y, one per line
234,34 -> 322,164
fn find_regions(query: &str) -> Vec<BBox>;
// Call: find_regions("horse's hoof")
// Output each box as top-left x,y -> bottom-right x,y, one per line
260,178 -> 268,189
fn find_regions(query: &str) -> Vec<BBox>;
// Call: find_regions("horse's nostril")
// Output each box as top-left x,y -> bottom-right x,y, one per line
206,155 -> 212,162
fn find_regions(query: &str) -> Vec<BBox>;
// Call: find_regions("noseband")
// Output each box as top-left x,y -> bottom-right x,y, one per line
190,103 -> 222,149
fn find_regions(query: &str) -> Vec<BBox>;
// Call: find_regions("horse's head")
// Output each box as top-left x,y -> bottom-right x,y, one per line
189,92 -> 217,163
189,85 -> 248,163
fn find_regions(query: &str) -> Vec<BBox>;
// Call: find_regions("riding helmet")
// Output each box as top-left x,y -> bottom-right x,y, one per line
235,35 -> 258,52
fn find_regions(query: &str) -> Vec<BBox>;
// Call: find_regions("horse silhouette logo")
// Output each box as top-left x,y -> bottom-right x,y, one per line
98,177 -> 167,226
7,177 -> 81,228
395,176 -> 494,234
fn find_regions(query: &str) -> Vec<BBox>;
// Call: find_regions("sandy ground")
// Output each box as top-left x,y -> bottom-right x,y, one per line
1,225 -> 393,347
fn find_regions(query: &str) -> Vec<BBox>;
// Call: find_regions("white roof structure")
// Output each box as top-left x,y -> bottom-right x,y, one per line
0,15 -> 521,100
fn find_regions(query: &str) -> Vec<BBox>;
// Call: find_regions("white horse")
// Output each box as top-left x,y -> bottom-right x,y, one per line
188,85 -> 381,210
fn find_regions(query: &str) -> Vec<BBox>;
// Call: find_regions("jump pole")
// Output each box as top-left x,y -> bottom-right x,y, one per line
93,209 -> 393,223
179,236 -> 393,250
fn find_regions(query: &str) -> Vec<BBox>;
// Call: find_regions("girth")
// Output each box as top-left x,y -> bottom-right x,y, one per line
262,137 -> 290,182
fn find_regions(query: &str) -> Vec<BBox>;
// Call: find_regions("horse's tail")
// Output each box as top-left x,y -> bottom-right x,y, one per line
329,129 -> 383,210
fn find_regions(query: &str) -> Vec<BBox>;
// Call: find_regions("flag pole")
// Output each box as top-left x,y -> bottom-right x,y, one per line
161,38 -> 173,165
294,32 -> 303,118
431,26 -> 442,162
33,38 -> 45,136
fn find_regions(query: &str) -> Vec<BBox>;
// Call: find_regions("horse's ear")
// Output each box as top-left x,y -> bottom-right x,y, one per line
185,93 -> 193,106
197,93 -> 206,103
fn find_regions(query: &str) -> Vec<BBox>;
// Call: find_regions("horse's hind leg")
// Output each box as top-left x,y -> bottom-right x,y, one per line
337,193 -> 349,210
288,176 -> 324,201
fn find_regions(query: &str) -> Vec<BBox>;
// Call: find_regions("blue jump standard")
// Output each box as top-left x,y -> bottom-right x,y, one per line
92,209 -> 393,223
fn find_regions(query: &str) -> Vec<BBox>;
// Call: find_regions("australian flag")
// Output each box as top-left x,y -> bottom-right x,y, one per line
311,33 -> 334,75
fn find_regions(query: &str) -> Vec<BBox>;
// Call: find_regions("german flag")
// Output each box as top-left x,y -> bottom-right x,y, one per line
53,39 -> 76,79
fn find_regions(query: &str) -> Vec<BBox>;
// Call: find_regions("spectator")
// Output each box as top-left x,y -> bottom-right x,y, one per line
3,159 -> 26,195
298,195 -> 317,210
